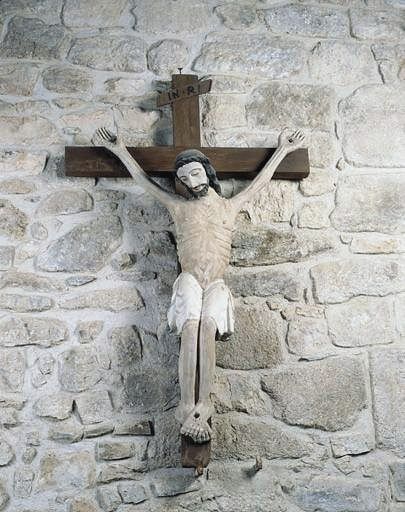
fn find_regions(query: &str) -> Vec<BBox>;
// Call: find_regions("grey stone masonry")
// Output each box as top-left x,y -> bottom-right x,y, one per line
0,0 -> 403,510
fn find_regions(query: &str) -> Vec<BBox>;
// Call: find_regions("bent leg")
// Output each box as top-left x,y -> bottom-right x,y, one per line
181,317 -> 216,443
176,319 -> 199,424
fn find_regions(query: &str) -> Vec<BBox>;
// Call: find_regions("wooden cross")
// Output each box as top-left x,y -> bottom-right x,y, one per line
65,73 -> 309,473
65,74 -> 309,181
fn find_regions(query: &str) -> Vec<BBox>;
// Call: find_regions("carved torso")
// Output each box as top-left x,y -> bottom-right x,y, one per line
170,188 -> 237,288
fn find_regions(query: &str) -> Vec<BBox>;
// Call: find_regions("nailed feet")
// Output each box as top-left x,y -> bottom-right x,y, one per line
180,400 -> 213,443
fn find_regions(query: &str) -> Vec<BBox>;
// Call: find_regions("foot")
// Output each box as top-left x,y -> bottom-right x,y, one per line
175,401 -> 194,424
180,400 -> 214,444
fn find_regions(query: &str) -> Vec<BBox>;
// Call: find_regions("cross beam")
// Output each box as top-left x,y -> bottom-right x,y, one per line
65,73 -> 309,180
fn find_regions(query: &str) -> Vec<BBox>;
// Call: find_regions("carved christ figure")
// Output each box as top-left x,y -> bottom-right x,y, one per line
92,127 -> 305,444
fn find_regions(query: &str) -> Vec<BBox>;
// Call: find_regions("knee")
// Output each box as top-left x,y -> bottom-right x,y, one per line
181,319 -> 200,336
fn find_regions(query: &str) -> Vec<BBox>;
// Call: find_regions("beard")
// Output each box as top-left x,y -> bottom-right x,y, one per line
187,183 -> 209,198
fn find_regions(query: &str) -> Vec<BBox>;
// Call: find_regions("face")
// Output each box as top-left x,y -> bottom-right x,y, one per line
176,162 -> 209,197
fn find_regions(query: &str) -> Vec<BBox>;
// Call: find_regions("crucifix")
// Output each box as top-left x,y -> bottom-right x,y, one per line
65,72 -> 309,474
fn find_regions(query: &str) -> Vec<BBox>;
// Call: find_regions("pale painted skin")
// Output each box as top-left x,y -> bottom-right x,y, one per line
92,127 -> 305,443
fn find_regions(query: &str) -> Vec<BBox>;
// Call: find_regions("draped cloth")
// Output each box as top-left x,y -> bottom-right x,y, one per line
167,272 -> 234,340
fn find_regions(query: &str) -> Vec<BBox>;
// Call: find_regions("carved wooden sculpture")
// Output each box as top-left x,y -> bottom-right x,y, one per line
66,73 -> 309,471
91,126 -> 305,445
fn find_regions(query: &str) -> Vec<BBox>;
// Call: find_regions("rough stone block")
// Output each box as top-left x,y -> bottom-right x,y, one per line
0,247 -> 14,270
390,462 -> 405,501
123,367 -> 178,414
38,450 -> 96,490
261,356 -> 367,431
0,438 -> 14,466
283,475 -> 383,512
68,36 -> 146,72
0,408 -> 19,428
287,314 -> 334,360
311,258 -> 405,303
69,496 -> 100,512
339,85 -> 405,167
134,0 -> 212,33
109,326 -> 142,368
226,266 -> 302,301
247,83 -> 335,130
75,391 -> 113,424
114,420 -> 153,436
213,370 -> 272,416
48,418 -> 84,444
97,439 -> 147,462
236,179 -> 295,224
350,8 -> 405,40
0,17 -> 68,60
331,432 -> 375,457
370,348 -> 405,456
59,287 -> 144,312
59,346 -> 101,392
263,5 -> 349,38
13,468 -> 34,498
60,106 -> 114,142
194,34 -> 306,78
215,3 -> 258,29
201,94 -> 246,130
34,394 -> 73,420
0,293 -> 53,312
307,132 -> 339,169
63,0 -> 129,27
150,468 -> 201,497
0,63 -> 41,96
0,199 -> 28,240
0,349 -> 25,393
332,174 -> 405,233
0,178 -> 36,195
326,296 -> 397,347
42,66 -> 93,94
231,227 -> 334,266
0,116 -> 61,147
0,316 -> 67,347
84,422 -> 114,439
96,485 -> 122,511
309,40 -> 379,85
298,199 -> 332,229
0,0 -> 63,24
216,300 -> 284,370
97,460 -> 147,484
147,39 -> 189,76
0,151 -> 46,175
350,234 -> 405,254
36,215 -> 122,272
103,77 -> 146,98
37,189 -> 93,216
213,412 -> 316,460
118,482 -> 147,504
0,270 -> 62,292
0,483 -> 8,511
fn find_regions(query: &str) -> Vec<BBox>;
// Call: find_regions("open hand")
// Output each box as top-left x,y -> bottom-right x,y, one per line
91,127 -> 124,152
278,129 -> 305,153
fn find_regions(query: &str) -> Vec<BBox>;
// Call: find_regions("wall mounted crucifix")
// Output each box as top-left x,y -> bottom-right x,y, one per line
65,73 -> 309,474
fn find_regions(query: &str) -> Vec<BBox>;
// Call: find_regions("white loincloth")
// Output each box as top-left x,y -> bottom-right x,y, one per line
167,272 -> 234,339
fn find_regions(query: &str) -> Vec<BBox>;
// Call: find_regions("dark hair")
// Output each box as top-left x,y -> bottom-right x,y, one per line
174,149 -> 222,196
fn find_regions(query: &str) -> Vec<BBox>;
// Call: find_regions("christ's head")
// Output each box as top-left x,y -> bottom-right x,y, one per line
174,149 -> 222,198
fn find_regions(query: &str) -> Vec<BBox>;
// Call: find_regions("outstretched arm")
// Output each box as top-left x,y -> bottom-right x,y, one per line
92,127 -> 184,209
230,129 -> 305,211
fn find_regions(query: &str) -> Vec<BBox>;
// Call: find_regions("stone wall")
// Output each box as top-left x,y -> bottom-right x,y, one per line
0,0 -> 404,511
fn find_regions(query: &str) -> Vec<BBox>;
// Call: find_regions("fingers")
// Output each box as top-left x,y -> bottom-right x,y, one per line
95,126 -> 117,142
